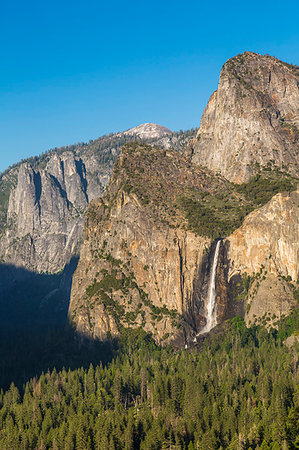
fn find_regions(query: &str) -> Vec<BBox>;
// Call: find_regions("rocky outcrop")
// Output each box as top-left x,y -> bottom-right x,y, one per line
69,144 -> 224,345
0,146 -> 114,275
188,52 -> 299,183
245,274 -> 294,328
69,195 -> 211,345
0,153 -> 88,273
0,126 -> 196,275
121,123 -> 196,152
225,187 -> 299,326
226,188 -> 298,281
123,123 -> 172,139
68,144 -> 242,344
69,142 -> 298,344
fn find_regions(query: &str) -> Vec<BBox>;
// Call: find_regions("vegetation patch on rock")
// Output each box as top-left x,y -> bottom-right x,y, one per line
112,143 -> 298,239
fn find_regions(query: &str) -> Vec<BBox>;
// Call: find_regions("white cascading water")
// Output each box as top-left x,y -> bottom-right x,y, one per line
198,240 -> 221,335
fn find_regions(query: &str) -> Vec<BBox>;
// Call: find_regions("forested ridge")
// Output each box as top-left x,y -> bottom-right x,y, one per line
0,313 -> 298,450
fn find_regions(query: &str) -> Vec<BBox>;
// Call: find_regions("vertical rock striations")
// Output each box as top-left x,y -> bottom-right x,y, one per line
69,141 -> 298,344
188,52 -> 299,183
0,125 -> 197,275
226,188 -> 298,281
225,187 -> 299,327
0,126 -> 198,328
69,144 -> 230,344
1,153 -> 88,273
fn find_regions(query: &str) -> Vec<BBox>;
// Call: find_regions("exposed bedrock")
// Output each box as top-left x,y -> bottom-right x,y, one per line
188,52 -> 299,183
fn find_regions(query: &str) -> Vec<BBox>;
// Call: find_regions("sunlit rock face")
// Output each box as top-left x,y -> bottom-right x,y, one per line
226,188 -> 298,282
225,187 -> 298,327
69,137 -> 298,345
123,123 -> 173,139
68,145 -> 215,346
0,127 -> 195,275
188,52 -> 299,183
0,152 -> 90,273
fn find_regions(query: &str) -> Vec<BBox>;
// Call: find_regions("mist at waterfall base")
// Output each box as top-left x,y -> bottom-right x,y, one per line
195,240 -> 221,340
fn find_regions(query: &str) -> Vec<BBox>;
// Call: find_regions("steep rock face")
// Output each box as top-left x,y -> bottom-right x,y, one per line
0,126 -> 197,275
245,274 -> 294,328
225,187 -> 299,326
226,188 -> 298,281
1,152 -> 88,273
189,52 -> 299,183
45,152 -> 88,208
69,144 -> 218,344
69,194 -> 210,344
69,143 -> 298,344
68,144 -> 243,345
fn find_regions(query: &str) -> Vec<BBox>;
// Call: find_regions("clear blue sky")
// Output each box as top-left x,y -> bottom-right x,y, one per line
1,0 -> 298,172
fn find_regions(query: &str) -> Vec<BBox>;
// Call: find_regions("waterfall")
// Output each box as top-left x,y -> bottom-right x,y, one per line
198,240 -> 221,336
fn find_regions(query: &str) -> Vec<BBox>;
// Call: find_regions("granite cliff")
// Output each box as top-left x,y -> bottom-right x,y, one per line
226,187 -> 298,328
0,125 -> 195,273
1,153 -> 87,273
69,144 -> 220,345
69,142 -> 298,344
188,52 -> 299,183
0,126 -> 196,328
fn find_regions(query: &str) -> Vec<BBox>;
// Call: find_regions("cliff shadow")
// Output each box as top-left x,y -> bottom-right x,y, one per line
0,259 -> 116,390
185,240 -> 246,344
187,240 -> 220,333
222,240 -> 246,319
0,258 -> 78,330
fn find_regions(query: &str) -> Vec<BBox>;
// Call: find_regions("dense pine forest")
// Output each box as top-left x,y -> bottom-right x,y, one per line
0,313 -> 298,449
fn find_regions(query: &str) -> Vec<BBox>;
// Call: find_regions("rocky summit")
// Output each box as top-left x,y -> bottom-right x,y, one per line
123,123 -> 173,139
187,52 -> 299,183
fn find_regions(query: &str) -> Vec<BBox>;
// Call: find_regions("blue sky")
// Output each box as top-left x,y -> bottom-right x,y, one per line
1,0 -> 298,172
